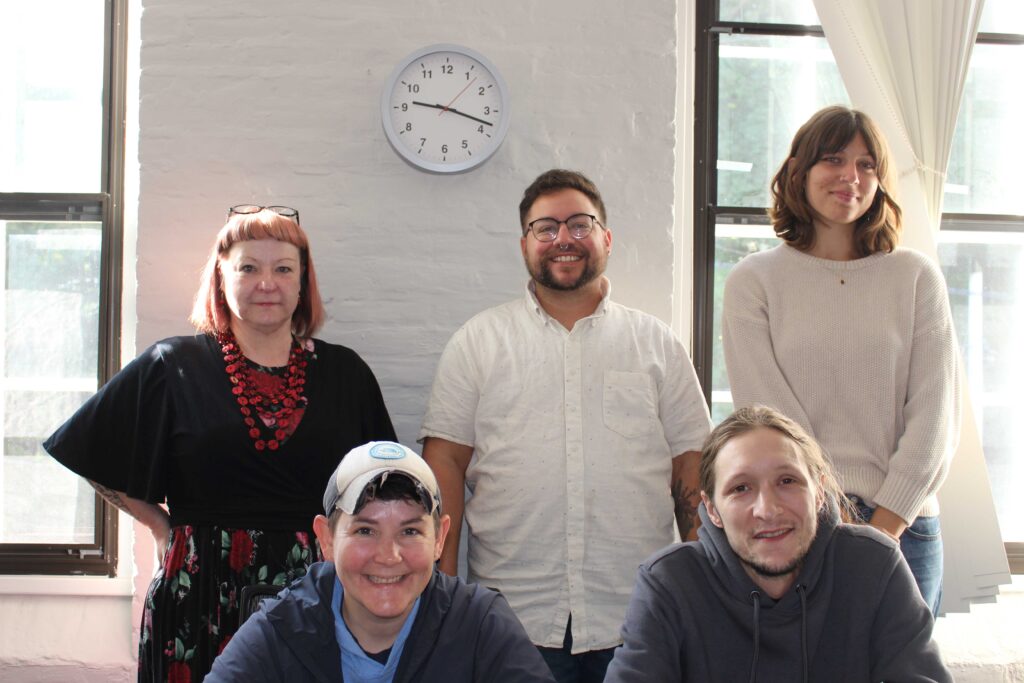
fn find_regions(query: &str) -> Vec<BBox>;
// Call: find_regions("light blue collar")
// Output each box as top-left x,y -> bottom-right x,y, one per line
331,574 -> 421,683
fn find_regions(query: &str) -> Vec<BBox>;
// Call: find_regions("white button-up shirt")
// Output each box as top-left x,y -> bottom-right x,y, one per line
419,279 -> 711,652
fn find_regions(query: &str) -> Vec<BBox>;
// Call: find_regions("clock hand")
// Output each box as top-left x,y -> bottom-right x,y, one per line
412,101 -> 494,127
439,76 -> 477,115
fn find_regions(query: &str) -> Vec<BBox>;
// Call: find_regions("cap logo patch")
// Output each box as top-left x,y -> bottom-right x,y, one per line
369,442 -> 405,460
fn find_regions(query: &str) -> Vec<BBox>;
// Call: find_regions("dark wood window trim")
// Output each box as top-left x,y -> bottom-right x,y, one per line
0,0 -> 126,576
692,1 -> 1022,574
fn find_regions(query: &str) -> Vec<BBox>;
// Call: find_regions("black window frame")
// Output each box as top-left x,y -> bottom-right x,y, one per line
692,0 -> 1024,573
0,0 -> 127,576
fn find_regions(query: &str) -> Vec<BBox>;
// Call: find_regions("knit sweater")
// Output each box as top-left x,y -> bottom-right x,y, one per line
722,244 -> 960,521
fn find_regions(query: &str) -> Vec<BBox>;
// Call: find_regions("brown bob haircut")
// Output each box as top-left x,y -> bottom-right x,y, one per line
518,169 -> 608,232
189,209 -> 325,337
769,106 -> 902,257
700,405 -> 854,522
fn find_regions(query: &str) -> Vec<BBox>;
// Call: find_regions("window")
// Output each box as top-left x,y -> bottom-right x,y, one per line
693,0 -> 845,421
0,0 -> 126,575
694,0 -> 1024,571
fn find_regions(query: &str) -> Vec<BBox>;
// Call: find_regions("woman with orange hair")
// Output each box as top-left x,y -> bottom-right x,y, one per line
44,206 -> 395,681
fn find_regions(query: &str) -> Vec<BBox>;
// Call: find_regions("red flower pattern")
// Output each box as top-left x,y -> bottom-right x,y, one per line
142,527 -> 315,681
167,661 -> 191,683
164,530 -> 188,574
228,530 -> 255,572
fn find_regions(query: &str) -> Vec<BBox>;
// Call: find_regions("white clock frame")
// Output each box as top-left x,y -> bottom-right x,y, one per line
381,44 -> 511,174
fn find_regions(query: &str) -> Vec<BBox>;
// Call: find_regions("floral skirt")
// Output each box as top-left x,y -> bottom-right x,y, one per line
138,524 -> 320,683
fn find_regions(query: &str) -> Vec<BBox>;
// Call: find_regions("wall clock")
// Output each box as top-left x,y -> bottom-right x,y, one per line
381,44 -> 511,174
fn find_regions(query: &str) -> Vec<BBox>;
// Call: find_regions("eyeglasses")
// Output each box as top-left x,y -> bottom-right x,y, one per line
228,205 -> 300,225
524,213 -> 601,242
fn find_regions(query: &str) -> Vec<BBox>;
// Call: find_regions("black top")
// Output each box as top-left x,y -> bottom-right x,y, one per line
43,335 -> 396,530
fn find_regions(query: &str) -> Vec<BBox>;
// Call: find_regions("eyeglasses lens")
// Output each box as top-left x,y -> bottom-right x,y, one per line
265,205 -> 299,220
566,216 -> 594,238
532,220 -> 559,241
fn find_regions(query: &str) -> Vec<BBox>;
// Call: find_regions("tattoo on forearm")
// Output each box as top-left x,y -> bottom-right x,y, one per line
672,480 -> 700,540
88,480 -> 132,515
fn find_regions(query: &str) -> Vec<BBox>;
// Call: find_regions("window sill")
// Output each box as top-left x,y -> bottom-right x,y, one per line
0,574 -> 132,597
935,575 -> 1024,679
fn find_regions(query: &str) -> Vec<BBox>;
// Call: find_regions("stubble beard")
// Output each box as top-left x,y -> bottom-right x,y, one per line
738,521 -> 817,580
740,553 -> 806,579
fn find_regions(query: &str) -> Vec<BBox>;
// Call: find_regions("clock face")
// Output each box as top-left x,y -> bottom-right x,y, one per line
382,45 -> 510,174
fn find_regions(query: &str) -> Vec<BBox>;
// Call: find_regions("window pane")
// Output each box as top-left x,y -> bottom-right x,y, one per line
711,218 -> 777,422
944,43 -> 1024,215
978,0 -> 1024,35
938,227 -> 1024,542
0,221 -> 101,544
0,4 -> 105,193
718,34 -> 848,208
718,0 -> 819,24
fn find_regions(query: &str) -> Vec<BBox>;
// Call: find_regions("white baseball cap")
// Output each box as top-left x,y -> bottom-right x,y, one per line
322,441 -> 442,516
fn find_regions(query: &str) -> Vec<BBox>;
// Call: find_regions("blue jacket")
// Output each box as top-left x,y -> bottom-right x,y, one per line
206,562 -> 555,683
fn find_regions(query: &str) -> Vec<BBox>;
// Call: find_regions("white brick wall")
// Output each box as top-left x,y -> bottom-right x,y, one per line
3,1 -> 685,678
135,0 -> 681,445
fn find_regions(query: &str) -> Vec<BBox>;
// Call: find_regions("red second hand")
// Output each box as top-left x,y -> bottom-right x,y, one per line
439,76 -> 478,116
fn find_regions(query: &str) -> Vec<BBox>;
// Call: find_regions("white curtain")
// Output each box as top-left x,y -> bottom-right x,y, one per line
813,0 -> 1010,614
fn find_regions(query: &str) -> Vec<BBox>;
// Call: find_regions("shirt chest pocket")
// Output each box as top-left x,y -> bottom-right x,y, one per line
603,371 -> 658,438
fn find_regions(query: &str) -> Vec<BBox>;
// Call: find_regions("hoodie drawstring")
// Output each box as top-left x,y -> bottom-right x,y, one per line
748,590 -> 761,683
747,586 -> 810,683
797,584 -> 808,683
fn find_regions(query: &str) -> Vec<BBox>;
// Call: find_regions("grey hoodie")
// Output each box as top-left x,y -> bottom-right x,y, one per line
604,501 -> 951,682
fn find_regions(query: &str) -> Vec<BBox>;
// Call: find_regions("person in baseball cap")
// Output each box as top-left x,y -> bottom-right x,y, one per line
207,441 -> 555,683
322,440 -> 442,519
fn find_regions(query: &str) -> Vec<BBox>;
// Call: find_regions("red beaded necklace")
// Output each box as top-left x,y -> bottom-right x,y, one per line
218,332 -> 309,451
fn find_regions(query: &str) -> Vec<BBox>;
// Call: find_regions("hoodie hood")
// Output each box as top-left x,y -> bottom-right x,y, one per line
696,497 -> 841,682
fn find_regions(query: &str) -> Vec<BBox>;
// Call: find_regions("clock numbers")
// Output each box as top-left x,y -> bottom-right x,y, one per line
383,45 -> 509,172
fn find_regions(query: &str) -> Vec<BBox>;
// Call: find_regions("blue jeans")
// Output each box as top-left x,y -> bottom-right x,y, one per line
536,616 -> 616,683
850,497 -> 943,615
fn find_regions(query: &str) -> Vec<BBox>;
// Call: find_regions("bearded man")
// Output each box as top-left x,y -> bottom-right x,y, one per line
420,169 -> 711,683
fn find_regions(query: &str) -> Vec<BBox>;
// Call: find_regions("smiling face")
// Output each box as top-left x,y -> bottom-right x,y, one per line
804,132 -> 879,234
701,427 -> 822,598
313,498 -> 450,640
520,188 -> 612,294
219,238 -> 302,337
